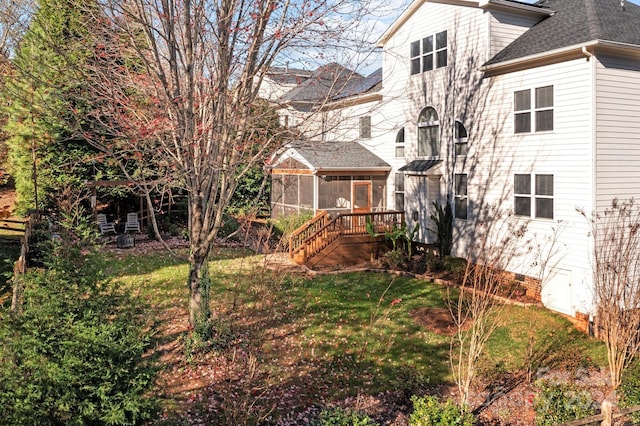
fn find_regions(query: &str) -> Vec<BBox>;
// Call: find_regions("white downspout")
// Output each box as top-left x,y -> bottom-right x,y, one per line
582,46 -> 594,61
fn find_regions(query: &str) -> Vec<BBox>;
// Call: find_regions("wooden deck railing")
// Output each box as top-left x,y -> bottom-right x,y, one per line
290,210 -> 404,264
289,211 -> 330,258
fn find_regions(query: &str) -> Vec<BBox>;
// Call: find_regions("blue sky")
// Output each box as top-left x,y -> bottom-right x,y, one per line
281,0 -> 640,74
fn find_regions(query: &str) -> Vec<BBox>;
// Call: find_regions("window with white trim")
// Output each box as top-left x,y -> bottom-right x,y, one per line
395,172 -> 405,211
454,174 -> 467,220
454,120 -> 468,156
395,127 -> 405,158
410,30 -> 447,75
535,86 -> 554,131
360,116 -> 371,139
514,174 -> 554,219
514,85 -> 554,133
417,107 -> 439,157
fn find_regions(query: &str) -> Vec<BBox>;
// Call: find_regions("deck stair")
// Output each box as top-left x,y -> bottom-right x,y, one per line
289,211 -> 404,267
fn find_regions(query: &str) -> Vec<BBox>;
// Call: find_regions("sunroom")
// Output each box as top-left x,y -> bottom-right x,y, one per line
269,141 -> 391,218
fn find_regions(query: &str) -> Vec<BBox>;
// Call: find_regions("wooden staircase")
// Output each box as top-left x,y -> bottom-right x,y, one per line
289,211 -> 405,268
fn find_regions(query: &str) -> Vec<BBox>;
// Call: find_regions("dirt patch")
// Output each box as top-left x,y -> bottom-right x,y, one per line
410,306 -> 472,336
0,185 -> 17,219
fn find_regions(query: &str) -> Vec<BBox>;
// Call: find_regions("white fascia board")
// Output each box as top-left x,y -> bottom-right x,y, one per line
482,40 -> 640,74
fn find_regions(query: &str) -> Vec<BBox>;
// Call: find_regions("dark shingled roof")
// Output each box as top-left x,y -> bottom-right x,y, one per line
331,68 -> 382,101
277,63 -> 363,110
398,159 -> 442,173
487,0 -> 640,65
288,141 -> 390,170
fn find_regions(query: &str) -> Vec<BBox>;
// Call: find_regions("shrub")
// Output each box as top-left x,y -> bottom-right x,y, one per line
218,212 -> 241,239
620,358 -> 640,424
533,380 -> 594,426
424,251 -> 445,273
269,211 -> 313,236
0,241 -> 158,425
382,248 -> 406,270
313,407 -> 377,426
408,395 -> 475,426
443,256 -> 467,283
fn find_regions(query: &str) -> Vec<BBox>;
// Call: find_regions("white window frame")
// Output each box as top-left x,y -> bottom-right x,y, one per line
454,120 -> 468,156
514,173 -> 554,219
514,85 -> 554,134
395,172 -> 405,211
417,107 -> 440,157
454,173 -> 467,220
395,127 -> 405,158
410,30 -> 447,76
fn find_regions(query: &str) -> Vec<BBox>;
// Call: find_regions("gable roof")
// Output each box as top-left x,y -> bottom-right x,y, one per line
276,63 -> 363,111
486,0 -> 640,66
377,0 -> 552,47
273,141 -> 390,172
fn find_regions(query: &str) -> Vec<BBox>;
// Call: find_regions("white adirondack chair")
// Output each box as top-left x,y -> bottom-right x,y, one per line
97,214 -> 116,235
124,212 -> 141,233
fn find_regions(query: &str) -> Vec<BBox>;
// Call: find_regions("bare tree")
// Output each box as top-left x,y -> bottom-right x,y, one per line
0,0 -> 32,58
448,207 -> 528,408
73,0 -> 380,329
579,198 -> 640,389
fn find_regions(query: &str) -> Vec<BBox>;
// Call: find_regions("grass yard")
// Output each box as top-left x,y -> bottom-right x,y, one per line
104,247 -> 607,424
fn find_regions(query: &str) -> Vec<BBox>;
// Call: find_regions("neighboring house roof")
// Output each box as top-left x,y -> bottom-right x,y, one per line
274,141 -> 390,172
276,63 -> 363,111
264,66 -> 313,85
486,0 -> 640,66
331,68 -> 382,101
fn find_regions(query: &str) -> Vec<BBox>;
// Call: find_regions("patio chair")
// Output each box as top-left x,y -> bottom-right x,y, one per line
124,212 -> 141,233
97,213 -> 116,235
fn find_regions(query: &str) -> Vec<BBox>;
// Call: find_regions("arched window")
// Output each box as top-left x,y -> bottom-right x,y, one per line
454,120 -> 468,156
395,127 -> 405,158
417,107 -> 439,157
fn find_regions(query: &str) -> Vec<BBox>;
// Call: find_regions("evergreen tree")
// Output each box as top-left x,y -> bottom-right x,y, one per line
1,0 -> 101,213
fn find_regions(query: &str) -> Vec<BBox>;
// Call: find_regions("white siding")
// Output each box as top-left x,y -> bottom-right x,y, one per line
488,11 -> 540,58
594,54 -> 640,210
468,58 -> 595,316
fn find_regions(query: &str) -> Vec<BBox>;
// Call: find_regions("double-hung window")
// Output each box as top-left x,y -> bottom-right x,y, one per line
514,86 -> 554,133
455,174 -> 468,220
410,30 -> 447,75
395,128 -> 405,158
395,173 -> 405,211
514,174 -> 554,219
454,121 -> 468,156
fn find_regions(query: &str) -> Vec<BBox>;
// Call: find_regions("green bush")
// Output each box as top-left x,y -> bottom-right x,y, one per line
0,243 -> 158,424
269,211 -> 313,236
443,256 -> 467,282
620,358 -> 640,424
533,380 -> 594,426
218,212 -> 241,239
382,248 -> 407,270
313,407 -> 377,426
408,395 -> 475,426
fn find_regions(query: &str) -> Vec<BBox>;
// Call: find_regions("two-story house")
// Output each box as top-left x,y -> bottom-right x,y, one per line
269,0 -> 640,320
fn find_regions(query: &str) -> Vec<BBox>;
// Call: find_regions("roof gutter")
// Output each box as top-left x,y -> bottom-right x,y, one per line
482,39 -> 640,74
316,167 -> 391,174
479,0 -> 554,17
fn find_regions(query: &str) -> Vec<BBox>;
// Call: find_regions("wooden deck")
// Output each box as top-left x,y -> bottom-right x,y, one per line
289,211 -> 404,268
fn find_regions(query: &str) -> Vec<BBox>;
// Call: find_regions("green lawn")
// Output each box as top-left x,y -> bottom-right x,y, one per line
104,247 -> 607,421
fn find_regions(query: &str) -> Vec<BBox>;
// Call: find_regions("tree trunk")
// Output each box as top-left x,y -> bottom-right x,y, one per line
188,250 -> 211,326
